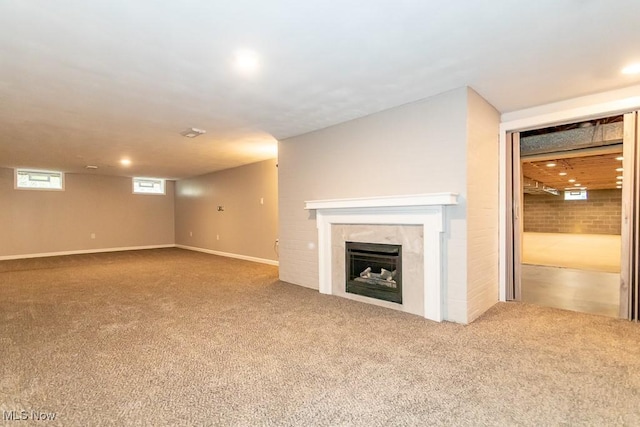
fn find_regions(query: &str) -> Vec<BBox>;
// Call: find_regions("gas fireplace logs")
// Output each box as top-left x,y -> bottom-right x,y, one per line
355,267 -> 397,288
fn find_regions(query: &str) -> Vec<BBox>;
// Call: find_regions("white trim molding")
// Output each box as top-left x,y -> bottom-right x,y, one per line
176,245 -> 279,266
305,193 -> 458,322
0,244 -> 175,261
0,244 -> 280,266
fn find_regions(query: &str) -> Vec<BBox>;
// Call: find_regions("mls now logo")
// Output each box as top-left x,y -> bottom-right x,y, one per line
3,410 -> 57,421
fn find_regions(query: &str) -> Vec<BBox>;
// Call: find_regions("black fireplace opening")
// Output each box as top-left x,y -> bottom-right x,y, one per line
345,241 -> 402,304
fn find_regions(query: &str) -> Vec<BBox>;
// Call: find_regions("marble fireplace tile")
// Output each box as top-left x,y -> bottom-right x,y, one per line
331,224 -> 424,316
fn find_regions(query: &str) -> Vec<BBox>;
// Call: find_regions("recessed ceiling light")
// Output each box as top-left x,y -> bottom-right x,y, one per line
85,165 -> 98,170
616,156 -> 624,161
233,49 -> 260,75
180,128 -> 206,138
558,172 -> 567,176
574,183 -> 581,186
617,185 -> 623,189
617,175 -> 623,180
568,179 -> 576,183
120,159 -> 131,166
616,167 -> 624,172
617,181 -> 623,185
622,63 -> 640,75
546,162 -> 556,167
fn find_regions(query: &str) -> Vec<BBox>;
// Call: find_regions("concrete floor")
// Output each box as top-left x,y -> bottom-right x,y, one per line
521,232 -> 621,318
522,232 -> 620,272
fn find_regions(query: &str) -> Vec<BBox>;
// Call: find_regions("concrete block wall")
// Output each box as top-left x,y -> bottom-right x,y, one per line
523,189 -> 621,235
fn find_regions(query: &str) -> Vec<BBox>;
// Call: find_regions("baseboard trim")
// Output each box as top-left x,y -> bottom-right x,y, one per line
176,245 -> 279,266
0,244 -> 176,261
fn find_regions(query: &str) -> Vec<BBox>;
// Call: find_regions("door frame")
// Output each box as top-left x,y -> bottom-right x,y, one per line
505,132 -> 522,300
621,111 -> 639,319
499,88 -> 640,303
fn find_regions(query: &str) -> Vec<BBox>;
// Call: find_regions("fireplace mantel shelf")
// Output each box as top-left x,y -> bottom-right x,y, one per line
304,192 -> 458,210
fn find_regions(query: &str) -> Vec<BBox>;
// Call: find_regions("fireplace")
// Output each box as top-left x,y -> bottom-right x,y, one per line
346,242 -> 402,304
305,192 -> 458,321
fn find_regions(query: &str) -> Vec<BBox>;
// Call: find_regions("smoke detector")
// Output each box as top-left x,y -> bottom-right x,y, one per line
180,128 -> 206,138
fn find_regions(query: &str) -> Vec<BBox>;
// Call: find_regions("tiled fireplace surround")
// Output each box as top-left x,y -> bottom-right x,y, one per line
305,193 -> 458,322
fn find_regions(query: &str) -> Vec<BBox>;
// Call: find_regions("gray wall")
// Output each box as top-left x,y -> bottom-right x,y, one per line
279,87 -> 482,322
0,168 -> 175,257
278,87 -> 500,323
174,159 -> 278,262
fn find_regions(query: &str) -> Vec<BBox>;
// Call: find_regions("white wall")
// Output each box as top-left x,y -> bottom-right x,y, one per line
279,87 -> 472,322
466,89 -> 500,322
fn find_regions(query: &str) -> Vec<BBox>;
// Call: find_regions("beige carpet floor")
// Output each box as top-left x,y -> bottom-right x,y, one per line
1,248 -> 639,426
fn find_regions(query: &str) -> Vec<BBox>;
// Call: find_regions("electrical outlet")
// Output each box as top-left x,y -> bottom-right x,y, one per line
260,197 -> 264,205
216,234 -> 220,241
189,231 -> 193,237
90,233 -> 96,239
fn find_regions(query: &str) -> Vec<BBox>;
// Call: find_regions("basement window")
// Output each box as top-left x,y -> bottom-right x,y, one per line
564,190 -> 587,200
133,177 -> 165,195
15,169 -> 64,190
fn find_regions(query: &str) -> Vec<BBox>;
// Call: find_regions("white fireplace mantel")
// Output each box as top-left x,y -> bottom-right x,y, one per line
304,193 -> 458,322
304,192 -> 458,211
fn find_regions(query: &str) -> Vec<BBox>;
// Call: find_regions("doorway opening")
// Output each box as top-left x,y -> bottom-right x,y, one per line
514,115 -> 624,317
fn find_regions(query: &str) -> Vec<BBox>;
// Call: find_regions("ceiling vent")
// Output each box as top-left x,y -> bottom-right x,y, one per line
180,128 -> 206,138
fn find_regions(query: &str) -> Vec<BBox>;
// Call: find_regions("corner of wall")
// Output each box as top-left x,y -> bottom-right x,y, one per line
466,88 -> 501,323
174,158 -> 279,263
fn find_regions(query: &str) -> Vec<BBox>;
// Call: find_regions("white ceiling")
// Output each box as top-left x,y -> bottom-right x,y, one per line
1,0 -> 640,179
